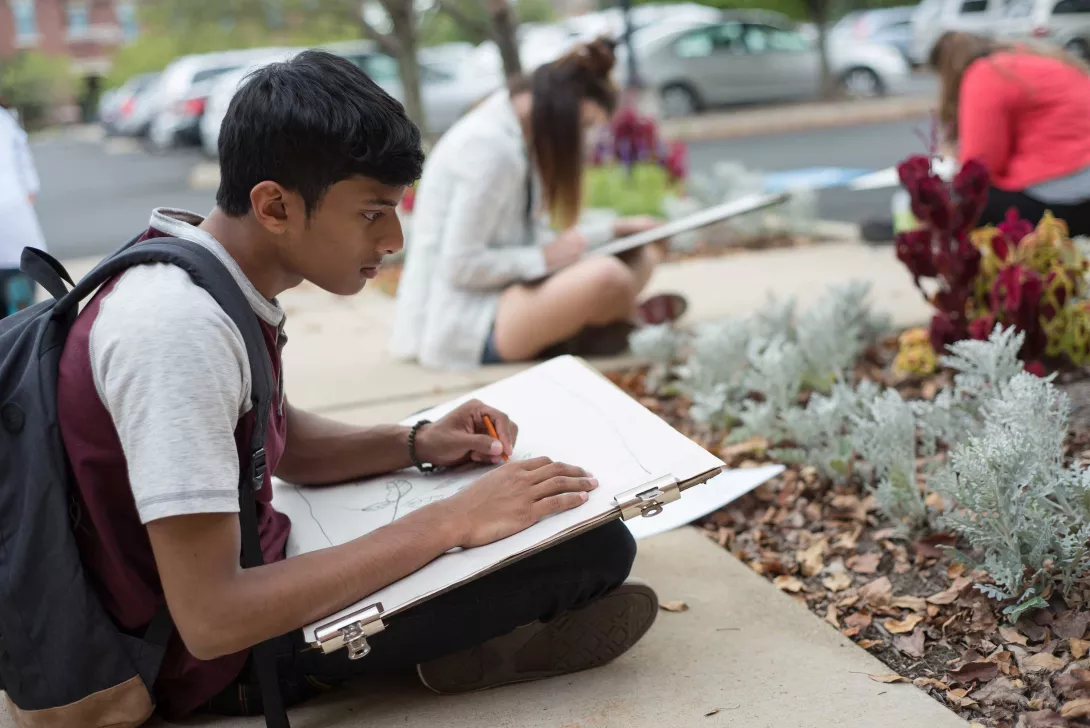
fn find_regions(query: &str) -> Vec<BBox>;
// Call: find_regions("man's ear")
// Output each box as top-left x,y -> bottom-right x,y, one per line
249,181 -> 303,233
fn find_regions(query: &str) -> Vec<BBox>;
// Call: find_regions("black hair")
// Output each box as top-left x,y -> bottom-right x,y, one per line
216,49 -> 424,217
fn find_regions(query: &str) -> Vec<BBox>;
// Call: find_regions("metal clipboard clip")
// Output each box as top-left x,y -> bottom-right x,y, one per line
314,603 -> 386,659
613,474 -> 681,521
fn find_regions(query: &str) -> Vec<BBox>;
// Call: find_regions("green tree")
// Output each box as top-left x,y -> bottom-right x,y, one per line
0,52 -> 76,129
436,0 -> 555,79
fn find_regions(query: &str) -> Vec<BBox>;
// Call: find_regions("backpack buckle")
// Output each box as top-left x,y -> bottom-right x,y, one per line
250,448 -> 267,491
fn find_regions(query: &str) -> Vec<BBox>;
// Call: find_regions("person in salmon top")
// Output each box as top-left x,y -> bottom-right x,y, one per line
56,50 -> 656,720
929,31 -> 1090,235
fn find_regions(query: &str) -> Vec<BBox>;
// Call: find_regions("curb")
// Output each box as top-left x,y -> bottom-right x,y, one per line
189,161 -> 221,190
661,95 -> 935,143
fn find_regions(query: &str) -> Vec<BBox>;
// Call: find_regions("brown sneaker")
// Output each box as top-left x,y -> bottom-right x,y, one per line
416,578 -> 658,695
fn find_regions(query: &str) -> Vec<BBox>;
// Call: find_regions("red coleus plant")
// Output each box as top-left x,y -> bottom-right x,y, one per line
895,154 -> 986,352
590,105 -> 688,184
894,154 -> 1060,370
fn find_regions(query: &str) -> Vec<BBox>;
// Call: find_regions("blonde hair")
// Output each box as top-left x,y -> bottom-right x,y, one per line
929,31 -> 1090,141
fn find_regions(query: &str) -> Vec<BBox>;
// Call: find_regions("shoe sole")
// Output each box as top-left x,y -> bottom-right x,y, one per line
417,579 -> 658,695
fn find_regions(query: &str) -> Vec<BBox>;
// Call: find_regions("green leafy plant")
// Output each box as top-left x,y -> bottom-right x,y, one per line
0,52 -> 75,129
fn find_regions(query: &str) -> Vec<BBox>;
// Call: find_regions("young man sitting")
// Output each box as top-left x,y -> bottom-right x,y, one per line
55,50 -> 657,720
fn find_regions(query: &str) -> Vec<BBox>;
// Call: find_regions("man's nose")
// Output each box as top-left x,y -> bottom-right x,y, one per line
382,215 -> 405,255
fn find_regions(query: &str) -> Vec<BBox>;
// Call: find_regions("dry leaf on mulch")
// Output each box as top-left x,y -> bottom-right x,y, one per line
1070,639 -> 1090,660
885,614 -> 925,634
948,661 -> 1000,685
1021,709 -> 1067,727
1054,611 -> 1090,640
926,576 -> 973,605
1055,666 -> 1090,699
1022,652 -> 1069,673
859,576 -> 893,608
774,575 -> 804,593
847,552 -> 881,574
1060,697 -> 1090,719
797,539 -> 827,578
845,612 -> 873,631
869,673 -> 907,684
970,677 -> 1029,708
914,533 -> 957,559
893,628 -> 926,658
823,571 -> 853,592
891,596 -> 927,612
999,626 -> 1030,646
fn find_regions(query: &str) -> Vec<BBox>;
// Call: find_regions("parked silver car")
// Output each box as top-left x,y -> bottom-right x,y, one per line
198,42 -> 496,157
142,48 -> 296,151
999,0 -> 1090,60
831,6 -> 918,66
97,72 -> 159,136
618,12 -> 911,117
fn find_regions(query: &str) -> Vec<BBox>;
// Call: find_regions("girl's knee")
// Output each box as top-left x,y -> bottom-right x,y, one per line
585,256 -> 638,303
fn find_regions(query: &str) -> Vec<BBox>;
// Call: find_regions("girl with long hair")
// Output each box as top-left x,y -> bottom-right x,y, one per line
929,31 -> 1090,234
392,38 -> 684,371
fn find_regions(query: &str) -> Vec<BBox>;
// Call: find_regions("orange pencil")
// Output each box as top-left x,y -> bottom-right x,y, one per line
482,414 -> 508,462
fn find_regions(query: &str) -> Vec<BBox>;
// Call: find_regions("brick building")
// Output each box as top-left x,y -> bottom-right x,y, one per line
0,0 -> 138,118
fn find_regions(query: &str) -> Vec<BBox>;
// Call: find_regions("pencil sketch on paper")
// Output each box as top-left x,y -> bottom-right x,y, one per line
537,370 -> 652,476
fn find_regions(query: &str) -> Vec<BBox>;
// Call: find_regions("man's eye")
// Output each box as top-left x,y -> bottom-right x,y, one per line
362,211 -> 384,222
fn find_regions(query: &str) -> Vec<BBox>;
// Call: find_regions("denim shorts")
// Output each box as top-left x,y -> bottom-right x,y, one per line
481,324 -> 504,364
0,270 -> 35,319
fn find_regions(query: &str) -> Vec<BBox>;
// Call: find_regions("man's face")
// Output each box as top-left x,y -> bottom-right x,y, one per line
283,177 -> 407,296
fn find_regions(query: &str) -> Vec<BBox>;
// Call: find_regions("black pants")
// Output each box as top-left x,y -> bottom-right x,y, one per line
980,186 -> 1090,237
204,519 -> 638,716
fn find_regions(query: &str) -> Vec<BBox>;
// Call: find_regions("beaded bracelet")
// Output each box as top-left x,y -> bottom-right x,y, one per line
408,420 -> 437,473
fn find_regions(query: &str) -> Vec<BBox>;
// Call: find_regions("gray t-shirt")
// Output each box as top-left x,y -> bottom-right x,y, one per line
89,208 -> 286,523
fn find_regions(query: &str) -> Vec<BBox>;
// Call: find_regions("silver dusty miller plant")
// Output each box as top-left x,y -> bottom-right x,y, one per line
934,369 -> 1090,621
628,324 -> 682,393
851,388 -> 928,530
772,378 -> 880,482
674,317 -> 753,426
912,325 -> 1027,459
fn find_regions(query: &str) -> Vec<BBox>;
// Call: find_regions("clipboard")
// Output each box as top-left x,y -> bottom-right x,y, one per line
271,355 -> 726,660
584,190 -> 790,261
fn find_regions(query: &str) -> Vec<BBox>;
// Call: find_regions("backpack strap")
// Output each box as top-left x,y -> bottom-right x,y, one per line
55,238 -> 290,727
19,247 -> 74,301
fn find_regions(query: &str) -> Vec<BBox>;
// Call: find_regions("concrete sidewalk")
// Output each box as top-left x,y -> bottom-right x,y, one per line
144,528 -> 965,728
18,242 -> 963,728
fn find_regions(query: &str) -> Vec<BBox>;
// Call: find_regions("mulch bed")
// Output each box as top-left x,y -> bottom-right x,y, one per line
607,337 -> 1090,728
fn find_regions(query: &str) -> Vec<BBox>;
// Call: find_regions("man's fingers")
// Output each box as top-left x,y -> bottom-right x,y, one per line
533,475 -> 598,498
479,406 -> 516,455
531,492 -> 590,521
520,456 -> 555,471
526,461 -> 588,484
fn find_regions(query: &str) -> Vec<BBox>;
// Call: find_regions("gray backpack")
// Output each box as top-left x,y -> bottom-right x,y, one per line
0,238 -> 289,727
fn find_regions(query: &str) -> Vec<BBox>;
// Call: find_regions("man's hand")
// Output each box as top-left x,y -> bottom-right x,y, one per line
415,399 -> 518,467
543,228 -> 588,271
445,457 -> 597,548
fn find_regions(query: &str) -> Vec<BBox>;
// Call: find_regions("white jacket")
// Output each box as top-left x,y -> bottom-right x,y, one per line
0,108 -> 45,269
390,89 -> 613,371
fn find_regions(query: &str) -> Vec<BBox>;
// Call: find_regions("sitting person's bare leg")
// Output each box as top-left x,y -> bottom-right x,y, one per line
492,256 -> 640,362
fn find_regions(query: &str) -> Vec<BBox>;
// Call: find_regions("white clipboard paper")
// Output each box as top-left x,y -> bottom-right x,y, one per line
587,190 -> 790,261
272,356 -> 730,657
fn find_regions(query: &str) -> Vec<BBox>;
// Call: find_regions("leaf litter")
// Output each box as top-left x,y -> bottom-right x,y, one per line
609,348 -> 1090,728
